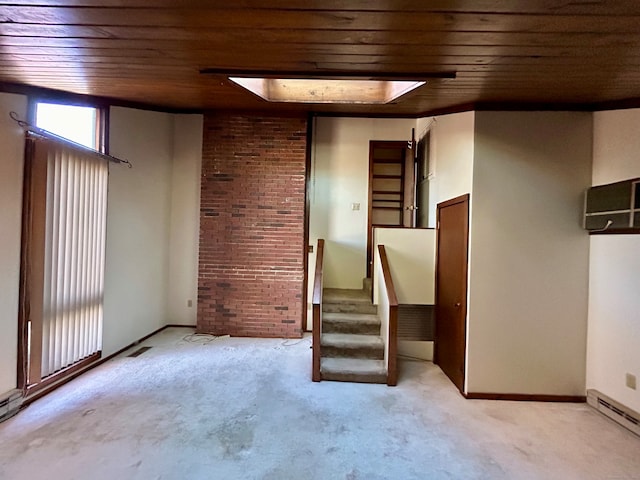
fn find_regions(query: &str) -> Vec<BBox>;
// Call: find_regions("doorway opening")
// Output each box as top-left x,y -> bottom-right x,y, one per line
366,140 -> 414,277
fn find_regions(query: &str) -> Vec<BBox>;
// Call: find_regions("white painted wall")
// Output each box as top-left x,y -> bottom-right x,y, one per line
467,111 -> 592,395
418,112 -> 475,228
0,99 -> 199,394
587,109 -> 640,412
307,117 -> 414,323
0,93 -> 27,396
372,227 -> 436,361
372,228 -> 436,305
399,112 -> 476,361
103,107 -> 174,356
309,116 -> 414,289
167,114 -> 203,326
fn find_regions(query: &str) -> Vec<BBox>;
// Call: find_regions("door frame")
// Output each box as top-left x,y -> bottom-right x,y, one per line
366,140 -> 412,278
434,193 -> 470,393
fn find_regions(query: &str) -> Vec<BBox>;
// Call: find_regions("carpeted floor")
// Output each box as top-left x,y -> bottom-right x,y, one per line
0,327 -> 638,480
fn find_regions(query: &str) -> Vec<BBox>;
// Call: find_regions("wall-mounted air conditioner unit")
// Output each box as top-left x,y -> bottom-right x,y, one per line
584,178 -> 640,233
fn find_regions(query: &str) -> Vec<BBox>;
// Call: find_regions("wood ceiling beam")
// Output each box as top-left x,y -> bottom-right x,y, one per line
2,9 -> 640,33
2,31 -> 640,48
2,0 -> 640,15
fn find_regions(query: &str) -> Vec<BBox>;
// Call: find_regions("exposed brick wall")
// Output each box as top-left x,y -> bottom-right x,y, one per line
197,113 -> 307,338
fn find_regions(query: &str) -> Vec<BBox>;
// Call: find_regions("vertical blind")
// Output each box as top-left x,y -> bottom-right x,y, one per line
26,134 -> 108,381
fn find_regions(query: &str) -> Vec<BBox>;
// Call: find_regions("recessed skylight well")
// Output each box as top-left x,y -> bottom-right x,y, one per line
228,77 -> 426,104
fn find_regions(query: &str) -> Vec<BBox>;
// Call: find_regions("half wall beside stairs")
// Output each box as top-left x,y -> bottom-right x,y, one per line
373,228 -> 436,361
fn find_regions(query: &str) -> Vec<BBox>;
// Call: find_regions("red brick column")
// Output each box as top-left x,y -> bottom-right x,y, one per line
198,113 -> 307,338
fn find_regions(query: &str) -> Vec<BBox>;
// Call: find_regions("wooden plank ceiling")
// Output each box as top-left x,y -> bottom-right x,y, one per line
1,0 -> 640,115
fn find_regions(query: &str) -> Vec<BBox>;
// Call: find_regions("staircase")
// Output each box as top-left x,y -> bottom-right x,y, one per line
319,282 -> 387,384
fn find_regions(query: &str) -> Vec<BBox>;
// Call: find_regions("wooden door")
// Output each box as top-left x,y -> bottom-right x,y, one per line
366,141 -> 412,277
415,131 -> 430,228
434,194 -> 469,392
402,141 -> 416,228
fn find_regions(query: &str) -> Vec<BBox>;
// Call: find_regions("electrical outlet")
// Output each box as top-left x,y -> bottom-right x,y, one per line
187,299 -> 193,308
626,373 -> 636,390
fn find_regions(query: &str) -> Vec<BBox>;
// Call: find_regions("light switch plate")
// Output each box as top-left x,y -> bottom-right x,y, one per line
626,373 -> 636,390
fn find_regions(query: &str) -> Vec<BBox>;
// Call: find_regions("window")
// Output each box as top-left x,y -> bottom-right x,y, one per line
19,101 -> 108,391
33,101 -> 103,151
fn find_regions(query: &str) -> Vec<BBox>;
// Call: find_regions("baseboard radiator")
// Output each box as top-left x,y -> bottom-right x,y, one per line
0,390 -> 24,423
587,389 -> 640,437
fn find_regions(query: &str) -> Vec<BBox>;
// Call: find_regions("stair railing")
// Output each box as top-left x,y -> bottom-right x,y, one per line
378,245 -> 399,386
312,239 -> 325,382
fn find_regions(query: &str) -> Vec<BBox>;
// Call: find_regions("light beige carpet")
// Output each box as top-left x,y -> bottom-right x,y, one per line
0,327 -> 638,480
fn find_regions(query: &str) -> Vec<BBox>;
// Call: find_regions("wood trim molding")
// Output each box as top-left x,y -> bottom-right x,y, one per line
311,239 -> 324,382
378,245 -> 399,386
366,142 -> 375,279
378,245 -> 399,306
372,226 -> 435,231
25,352 -> 101,397
302,113 -> 313,333
366,140 -> 408,278
437,193 -> 470,210
312,239 -> 324,306
590,97 -> 640,112
16,138 -> 36,391
7,80 -> 640,121
200,68 -> 456,81
465,392 -> 586,403
590,228 -> 640,235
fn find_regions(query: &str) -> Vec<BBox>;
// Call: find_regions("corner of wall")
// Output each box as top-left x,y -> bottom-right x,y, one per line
103,107 -> 175,356
467,111 -> 592,396
166,114 -> 204,326
587,108 -> 640,412
0,92 -> 28,395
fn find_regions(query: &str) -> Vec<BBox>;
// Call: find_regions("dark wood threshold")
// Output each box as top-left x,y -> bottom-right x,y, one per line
22,324 -> 196,407
464,392 -> 586,403
25,352 -> 101,397
590,228 -> 640,235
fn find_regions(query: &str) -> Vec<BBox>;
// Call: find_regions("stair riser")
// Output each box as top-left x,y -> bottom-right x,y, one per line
362,278 -> 373,298
321,345 -> 384,360
323,320 -> 380,335
321,372 -> 387,383
323,303 -> 377,315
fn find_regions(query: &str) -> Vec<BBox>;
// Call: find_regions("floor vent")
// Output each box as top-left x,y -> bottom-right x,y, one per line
127,346 -> 152,358
0,389 -> 23,423
587,389 -> 640,437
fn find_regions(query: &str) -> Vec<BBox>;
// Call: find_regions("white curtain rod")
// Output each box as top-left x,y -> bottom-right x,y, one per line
9,111 -> 132,168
